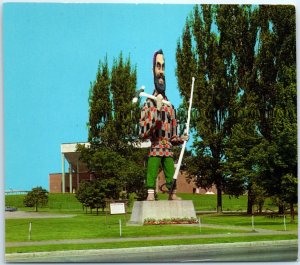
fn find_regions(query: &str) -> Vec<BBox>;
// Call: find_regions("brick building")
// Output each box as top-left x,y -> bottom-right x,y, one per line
49,172 -> 91,193
49,142 -> 216,194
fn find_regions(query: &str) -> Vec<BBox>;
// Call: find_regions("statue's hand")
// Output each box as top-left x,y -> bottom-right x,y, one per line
181,134 -> 189,142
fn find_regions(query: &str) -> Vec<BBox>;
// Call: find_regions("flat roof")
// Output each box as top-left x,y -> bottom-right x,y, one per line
61,142 -> 90,172
61,140 -> 151,173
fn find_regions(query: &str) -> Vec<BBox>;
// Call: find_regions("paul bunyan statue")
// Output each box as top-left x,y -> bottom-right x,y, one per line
138,49 -> 190,201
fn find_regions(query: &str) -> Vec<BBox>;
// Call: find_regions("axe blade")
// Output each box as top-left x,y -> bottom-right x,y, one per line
132,86 -> 145,104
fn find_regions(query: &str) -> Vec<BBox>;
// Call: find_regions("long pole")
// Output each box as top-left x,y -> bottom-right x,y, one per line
119,219 -> 122,237
283,215 -> 287,231
169,77 -> 195,197
252,215 -> 255,231
29,222 -> 32,240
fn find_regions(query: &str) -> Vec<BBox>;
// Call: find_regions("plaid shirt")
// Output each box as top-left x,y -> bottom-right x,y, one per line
139,95 -> 183,157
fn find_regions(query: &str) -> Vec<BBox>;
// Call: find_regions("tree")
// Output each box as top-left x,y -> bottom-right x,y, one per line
223,6 -> 264,214
76,179 -> 108,214
88,56 -> 111,144
280,173 -> 297,222
176,5 -> 241,212
222,5 -> 296,215
224,123 -> 259,213
176,5 -> 296,215
78,53 -> 146,201
221,5 -> 296,215
250,5 -> 296,214
23,186 -> 48,212
75,180 -> 90,212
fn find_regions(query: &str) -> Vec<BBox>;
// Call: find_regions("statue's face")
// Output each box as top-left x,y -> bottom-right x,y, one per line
154,54 -> 166,94
154,54 -> 165,86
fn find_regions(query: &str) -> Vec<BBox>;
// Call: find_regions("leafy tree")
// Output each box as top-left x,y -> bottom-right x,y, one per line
176,5 -> 241,212
219,5 -> 267,215
23,186 -> 48,212
75,180 -> 90,211
280,173 -> 297,222
76,179 -> 108,214
251,5 -> 296,214
78,53 -> 146,201
176,4 -> 296,215
223,5 -> 296,215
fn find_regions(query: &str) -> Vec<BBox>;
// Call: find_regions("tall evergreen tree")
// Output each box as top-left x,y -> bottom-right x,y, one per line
110,53 -> 139,151
88,56 -> 111,144
78,53 -> 146,200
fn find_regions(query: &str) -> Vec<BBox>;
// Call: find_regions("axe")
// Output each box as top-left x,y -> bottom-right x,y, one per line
132,86 -> 172,106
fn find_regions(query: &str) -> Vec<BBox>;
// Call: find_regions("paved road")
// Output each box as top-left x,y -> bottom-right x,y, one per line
5,211 -> 76,219
5,240 -> 298,263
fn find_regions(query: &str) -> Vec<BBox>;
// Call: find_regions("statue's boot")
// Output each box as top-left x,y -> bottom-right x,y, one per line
168,190 -> 182,200
146,189 -> 155,201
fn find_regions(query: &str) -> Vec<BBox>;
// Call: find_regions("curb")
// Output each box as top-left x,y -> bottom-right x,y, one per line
5,239 -> 298,260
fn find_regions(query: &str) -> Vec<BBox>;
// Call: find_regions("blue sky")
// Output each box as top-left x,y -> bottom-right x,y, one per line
3,3 -> 195,191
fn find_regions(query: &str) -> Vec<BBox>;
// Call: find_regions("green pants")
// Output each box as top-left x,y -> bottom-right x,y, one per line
146,156 -> 175,190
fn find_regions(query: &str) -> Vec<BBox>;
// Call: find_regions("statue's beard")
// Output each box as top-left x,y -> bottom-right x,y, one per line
154,74 -> 166,95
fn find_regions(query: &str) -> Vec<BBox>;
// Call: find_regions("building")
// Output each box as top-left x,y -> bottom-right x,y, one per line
50,142 -> 90,193
49,142 -> 216,194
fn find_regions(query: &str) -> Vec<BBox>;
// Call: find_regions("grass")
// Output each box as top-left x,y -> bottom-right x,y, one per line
199,212 -> 298,231
5,193 -> 298,254
6,193 -> 282,212
6,234 -> 297,254
157,193 -> 279,212
158,193 -> 248,211
5,213 -> 247,242
5,193 -> 83,212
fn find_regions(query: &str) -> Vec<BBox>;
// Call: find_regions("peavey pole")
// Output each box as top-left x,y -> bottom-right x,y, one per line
168,76 -> 195,199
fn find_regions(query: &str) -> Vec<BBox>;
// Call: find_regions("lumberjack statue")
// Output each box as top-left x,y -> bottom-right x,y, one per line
135,49 -> 192,201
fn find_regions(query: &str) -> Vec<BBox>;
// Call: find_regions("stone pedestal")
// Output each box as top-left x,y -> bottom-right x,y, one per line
127,200 -> 196,225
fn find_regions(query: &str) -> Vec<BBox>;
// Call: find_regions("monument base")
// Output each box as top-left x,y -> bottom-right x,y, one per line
127,200 -> 197,226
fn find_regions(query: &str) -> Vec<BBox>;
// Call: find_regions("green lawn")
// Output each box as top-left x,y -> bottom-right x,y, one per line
199,213 -> 298,231
158,193 -> 248,211
5,193 -> 282,212
5,213 -> 248,242
6,234 -> 297,254
5,193 -> 298,254
5,193 -> 83,212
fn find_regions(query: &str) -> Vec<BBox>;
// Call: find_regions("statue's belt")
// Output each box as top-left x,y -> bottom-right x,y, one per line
160,139 -> 168,145
151,138 -> 169,146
